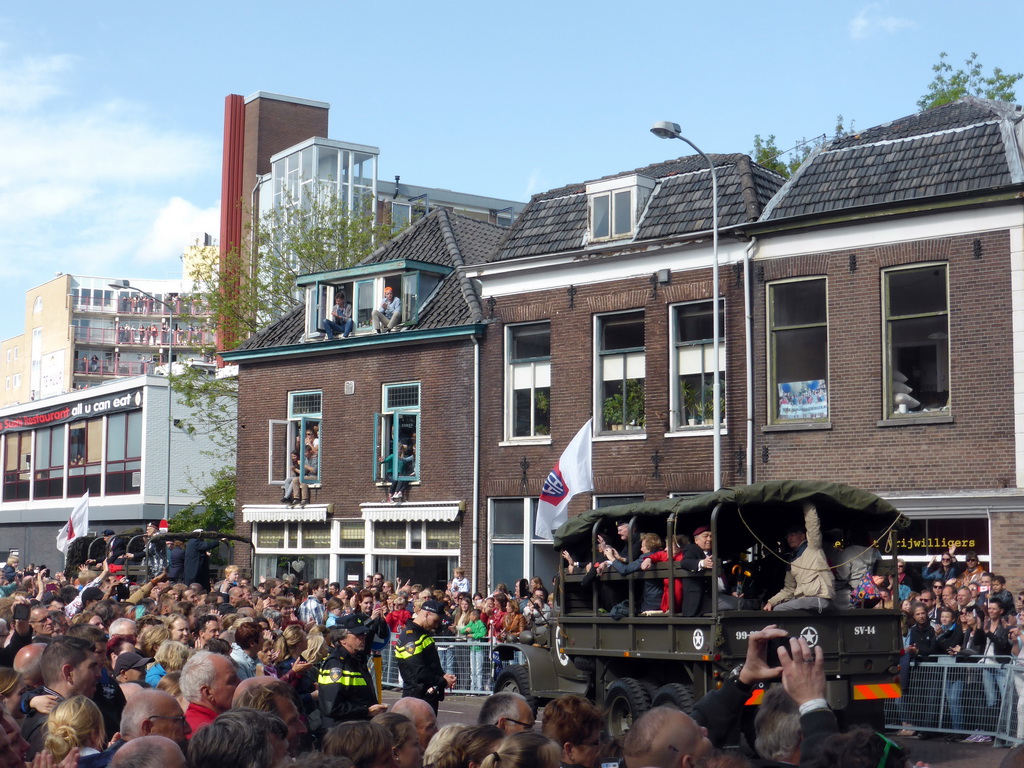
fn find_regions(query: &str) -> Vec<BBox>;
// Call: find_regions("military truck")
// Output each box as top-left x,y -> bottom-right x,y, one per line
493,481 -> 907,738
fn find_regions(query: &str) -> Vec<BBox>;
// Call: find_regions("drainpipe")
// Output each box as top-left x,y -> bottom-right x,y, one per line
744,237 -> 758,483
472,336 -> 481,594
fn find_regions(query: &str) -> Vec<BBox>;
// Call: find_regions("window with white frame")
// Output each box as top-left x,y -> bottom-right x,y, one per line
306,271 -> 442,338
253,521 -> 331,582
506,323 -> 550,439
671,300 -> 725,429
768,278 -> 829,423
490,498 -> 561,590
268,391 -> 322,488
597,311 -> 645,433
586,174 -> 654,243
12,373 -> 20,388
884,264 -> 949,418
374,383 -> 420,484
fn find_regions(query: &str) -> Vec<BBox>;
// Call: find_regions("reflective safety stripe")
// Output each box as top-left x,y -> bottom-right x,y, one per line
318,669 -> 369,686
852,683 -> 901,700
394,633 -> 435,660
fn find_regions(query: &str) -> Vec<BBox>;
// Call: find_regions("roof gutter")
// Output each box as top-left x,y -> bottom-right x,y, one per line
737,185 -> 1024,239
221,323 -> 487,363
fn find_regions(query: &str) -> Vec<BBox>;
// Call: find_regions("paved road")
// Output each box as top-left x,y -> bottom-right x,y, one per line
382,690 -> 1012,766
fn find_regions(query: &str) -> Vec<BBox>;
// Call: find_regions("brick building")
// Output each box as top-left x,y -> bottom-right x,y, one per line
743,97 -> 1024,582
223,210 -> 505,588
467,154 -> 784,588
226,96 -> 1024,592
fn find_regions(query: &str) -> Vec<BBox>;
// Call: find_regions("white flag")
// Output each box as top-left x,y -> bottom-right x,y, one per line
535,420 -> 594,539
56,492 -> 90,554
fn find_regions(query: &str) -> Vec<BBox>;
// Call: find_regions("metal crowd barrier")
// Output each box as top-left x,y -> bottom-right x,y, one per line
379,637 -> 527,696
884,657 -> 1024,745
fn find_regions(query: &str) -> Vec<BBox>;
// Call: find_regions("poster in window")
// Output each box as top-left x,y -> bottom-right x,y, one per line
778,380 -> 828,420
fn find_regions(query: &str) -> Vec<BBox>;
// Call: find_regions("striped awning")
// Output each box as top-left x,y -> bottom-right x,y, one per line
361,501 -> 464,523
242,504 -> 329,523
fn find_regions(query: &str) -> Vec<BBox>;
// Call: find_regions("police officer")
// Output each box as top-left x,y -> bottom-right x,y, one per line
395,599 -> 456,713
318,614 -> 387,731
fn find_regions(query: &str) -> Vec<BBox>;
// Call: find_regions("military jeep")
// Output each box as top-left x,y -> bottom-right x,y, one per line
493,481 -> 907,738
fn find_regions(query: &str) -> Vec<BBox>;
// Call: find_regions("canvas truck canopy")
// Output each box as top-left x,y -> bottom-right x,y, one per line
552,480 -> 908,557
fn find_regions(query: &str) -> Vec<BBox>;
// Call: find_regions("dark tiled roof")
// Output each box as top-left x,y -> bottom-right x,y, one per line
235,305 -> 305,351
763,96 -> 1023,221
496,154 -> 784,261
234,210 -> 502,352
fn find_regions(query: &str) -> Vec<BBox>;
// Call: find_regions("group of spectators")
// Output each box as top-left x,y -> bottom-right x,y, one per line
5,533 -> 1024,768
889,547 -> 1024,743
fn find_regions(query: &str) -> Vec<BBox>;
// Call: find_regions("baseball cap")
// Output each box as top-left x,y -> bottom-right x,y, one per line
114,652 -> 152,675
420,599 -> 444,615
339,614 -> 369,634
81,587 -> 104,603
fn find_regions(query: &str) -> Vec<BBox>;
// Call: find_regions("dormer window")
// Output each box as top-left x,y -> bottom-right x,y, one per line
587,174 -> 655,243
299,260 -> 449,340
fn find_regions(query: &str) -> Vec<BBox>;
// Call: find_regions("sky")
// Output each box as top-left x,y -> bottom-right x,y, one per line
0,1 -> 1022,342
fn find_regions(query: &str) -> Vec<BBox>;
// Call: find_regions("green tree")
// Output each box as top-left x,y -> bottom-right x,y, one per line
173,184 -> 398,521
751,116 -> 849,179
171,465 -> 237,534
918,52 -> 1022,110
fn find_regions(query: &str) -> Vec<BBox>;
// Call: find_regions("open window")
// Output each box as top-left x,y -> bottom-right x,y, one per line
286,391 -> 322,485
374,383 -> 420,483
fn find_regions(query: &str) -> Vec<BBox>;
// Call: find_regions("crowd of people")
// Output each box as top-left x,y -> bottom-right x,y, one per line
2,535 -> 1023,768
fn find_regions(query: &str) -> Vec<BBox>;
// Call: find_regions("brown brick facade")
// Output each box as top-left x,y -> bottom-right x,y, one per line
234,337 -> 480,581
476,265 -> 748,571
750,230 -> 1019,585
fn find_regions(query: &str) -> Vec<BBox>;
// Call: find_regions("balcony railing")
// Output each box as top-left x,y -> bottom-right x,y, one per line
72,326 -> 215,346
74,359 -> 160,376
71,295 -> 210,317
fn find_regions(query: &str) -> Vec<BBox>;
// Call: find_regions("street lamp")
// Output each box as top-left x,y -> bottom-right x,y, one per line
650,122 -> 721,490
109,280 -> 174,522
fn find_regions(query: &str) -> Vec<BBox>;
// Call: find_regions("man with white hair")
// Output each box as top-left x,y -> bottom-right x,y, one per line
108,618 -> 138,638
180,650 -> 239,738
110,735 -> 185,768
83,690 -> 190,768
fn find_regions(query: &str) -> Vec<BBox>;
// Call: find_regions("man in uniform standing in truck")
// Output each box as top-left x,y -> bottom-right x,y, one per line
764,501 -> 835,612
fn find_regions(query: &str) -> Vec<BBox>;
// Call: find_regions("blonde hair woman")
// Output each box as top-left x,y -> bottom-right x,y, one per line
0,668 -> 26,721
44,695 -> 105,762
138,623 -> 170,659
147,640 -> 190,686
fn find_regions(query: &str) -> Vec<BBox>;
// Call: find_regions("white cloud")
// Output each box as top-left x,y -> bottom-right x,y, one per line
0,46 -> 219,290
849,5 -> 915,39
524,169 -> 545,198
0,52 -> 74,112
137,197 -> 220,265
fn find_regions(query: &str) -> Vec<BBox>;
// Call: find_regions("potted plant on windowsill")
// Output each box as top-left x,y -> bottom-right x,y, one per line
603,393 -> 624,431
625,379 -> 646,430
679,380 -> 699,426
699,384 -> 724,426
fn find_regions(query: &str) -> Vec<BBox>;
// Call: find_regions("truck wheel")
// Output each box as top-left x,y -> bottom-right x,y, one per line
605,678 -> 651,740
493,664 -> 537,712
652,683 -> 696,713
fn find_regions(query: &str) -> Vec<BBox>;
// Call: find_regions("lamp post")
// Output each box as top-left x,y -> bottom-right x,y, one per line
650,122 -> 721,490
109,280 -> 174,522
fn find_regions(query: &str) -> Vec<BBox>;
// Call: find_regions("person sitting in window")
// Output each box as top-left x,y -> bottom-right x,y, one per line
322,291 -> 354,339
372,286 -> 402,333
281,450 -> 310,508
380,442 -> 414,502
